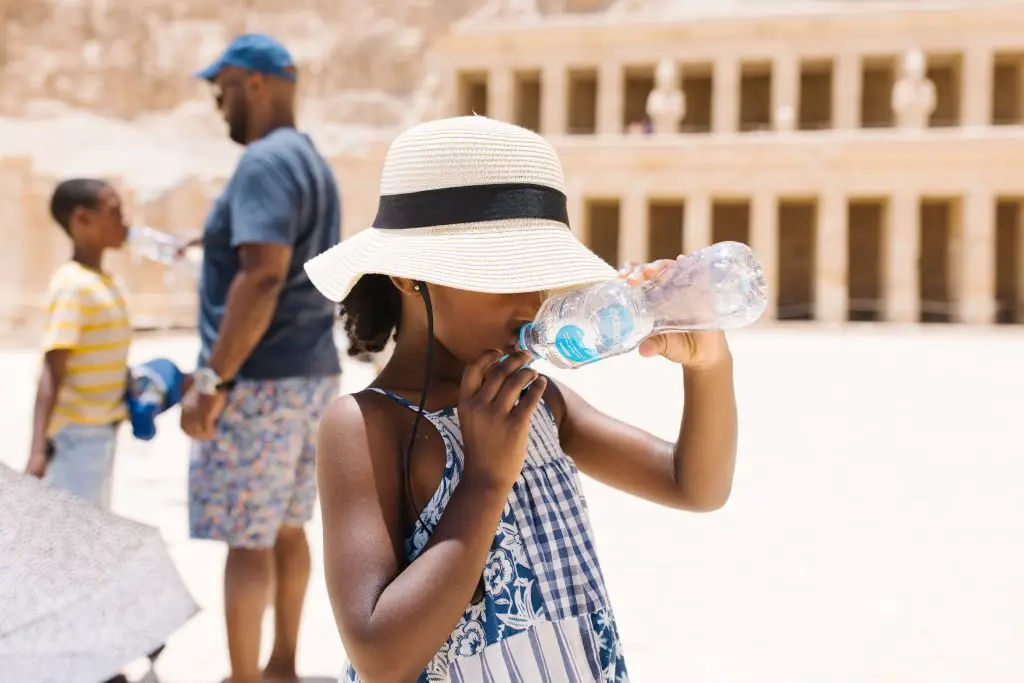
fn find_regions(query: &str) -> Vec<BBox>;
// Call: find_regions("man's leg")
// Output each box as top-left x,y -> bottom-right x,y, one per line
264,525 -> 310,679
189,384 -> 293,683
265,375 -> 341,678
224,545 -> 274,683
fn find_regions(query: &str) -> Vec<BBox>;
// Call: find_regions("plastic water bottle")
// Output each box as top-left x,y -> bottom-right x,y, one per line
128,226 -> 181,266
126,358 -> 185,441
127,373 -> 163,441
516,241 -> 768,369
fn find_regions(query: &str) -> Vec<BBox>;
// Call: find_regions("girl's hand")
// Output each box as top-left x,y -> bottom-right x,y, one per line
458,350 -> 547,490
619,258 -> 731,370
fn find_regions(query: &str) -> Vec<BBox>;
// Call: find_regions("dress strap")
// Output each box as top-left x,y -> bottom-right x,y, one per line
364,387 -> 421,412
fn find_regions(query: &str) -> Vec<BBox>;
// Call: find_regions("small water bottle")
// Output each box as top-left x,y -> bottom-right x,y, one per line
128,226 -> 182,266
516,241 -> 768,369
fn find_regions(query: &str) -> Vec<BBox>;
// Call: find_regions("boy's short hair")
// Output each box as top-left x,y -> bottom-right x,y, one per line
50,178 -> 110,234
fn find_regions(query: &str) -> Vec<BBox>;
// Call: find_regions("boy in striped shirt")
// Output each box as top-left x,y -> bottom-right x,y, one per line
25,178 -> 131,510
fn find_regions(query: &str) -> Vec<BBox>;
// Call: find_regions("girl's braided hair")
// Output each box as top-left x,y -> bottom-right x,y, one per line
338,274 -> 401,356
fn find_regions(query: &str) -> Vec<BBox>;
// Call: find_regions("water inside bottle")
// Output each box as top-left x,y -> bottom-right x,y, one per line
516,242 -> 767,368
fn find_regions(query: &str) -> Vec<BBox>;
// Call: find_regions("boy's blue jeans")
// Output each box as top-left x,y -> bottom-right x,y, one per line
43,423 -> 118,509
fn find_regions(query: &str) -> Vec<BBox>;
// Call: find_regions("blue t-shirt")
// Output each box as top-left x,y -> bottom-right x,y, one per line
198,128 -> 341,380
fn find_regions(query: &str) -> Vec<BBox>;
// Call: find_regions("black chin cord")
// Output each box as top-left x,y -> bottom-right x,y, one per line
405,281 -> 486,603
404,281 -> 434,534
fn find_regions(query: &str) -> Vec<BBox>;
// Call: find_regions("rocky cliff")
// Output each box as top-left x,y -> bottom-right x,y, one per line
0,0 -> 622,194
0,0 -> 623,336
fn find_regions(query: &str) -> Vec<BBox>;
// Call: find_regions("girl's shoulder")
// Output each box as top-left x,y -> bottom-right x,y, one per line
321,389 -> 415,442
319,389 -> 454,528
319,388 -> 451,470
318,390 -> 409,469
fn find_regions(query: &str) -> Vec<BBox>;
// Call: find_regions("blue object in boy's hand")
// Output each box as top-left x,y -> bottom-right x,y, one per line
126,358 -> 185,441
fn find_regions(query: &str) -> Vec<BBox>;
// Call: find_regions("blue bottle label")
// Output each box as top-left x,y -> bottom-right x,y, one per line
595,304 -> 635,348
555,324 -> 600,365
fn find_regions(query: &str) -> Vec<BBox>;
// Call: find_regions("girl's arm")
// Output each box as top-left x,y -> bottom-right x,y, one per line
548,349 -> 737,512
548,259 -> 739,512
317,351 -> 545,683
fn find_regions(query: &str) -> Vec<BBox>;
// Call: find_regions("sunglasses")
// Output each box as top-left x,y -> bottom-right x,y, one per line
209,75 -> 249,107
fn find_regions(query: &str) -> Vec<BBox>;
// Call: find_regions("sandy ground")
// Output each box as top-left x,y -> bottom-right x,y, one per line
2,325 -> 1022,683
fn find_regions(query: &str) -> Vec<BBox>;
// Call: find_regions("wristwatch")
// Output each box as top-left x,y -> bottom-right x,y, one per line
193,367 -> 232,396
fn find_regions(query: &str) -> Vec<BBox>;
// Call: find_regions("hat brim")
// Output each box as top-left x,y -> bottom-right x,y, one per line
194,59 -> 297,82
194,60 -> 223,81
304,219 -> 618,302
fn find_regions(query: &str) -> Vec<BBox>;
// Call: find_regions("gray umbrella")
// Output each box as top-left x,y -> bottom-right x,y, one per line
0,463 -> 199,683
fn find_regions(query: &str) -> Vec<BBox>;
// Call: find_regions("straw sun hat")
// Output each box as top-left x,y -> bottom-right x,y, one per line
304,115 -> 618,302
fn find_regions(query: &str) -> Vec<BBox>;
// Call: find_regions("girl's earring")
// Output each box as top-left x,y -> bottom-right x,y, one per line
413,285 -> 420,292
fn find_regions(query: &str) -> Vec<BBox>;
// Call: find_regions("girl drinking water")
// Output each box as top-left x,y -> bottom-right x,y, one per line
305,116 -> 738,683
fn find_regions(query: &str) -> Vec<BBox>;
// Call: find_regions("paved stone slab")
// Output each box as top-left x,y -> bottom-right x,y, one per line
3,326 -> 1022,682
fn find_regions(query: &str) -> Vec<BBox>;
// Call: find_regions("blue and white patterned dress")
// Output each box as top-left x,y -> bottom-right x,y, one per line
341,390 -> 629,683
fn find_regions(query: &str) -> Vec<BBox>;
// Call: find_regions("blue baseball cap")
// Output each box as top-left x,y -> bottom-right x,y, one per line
195,33 -> 296,82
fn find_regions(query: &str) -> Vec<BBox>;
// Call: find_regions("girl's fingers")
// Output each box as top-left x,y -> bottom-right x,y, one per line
510,376 -> 547,420
643,259 -> 675,275
460,349 -> 505,399
476,352 -> 533,403
495,367 -> 540,413
625,259 -> 675,285
638,335 -> 667,358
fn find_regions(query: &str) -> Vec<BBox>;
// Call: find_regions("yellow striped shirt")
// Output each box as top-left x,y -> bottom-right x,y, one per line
42,262 -> 131,435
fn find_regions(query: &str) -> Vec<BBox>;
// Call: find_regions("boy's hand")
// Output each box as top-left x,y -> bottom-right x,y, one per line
180,386 -> 227,441
174,233 -> 204,259
619,258 -> 731,370
25,450 -> 49,478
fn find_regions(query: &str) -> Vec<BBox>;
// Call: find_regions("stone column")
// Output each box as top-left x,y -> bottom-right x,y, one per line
712,58 -> 739,134
620,190 -> 649,267
541,64 -> 567,135
962,45 -> 993,128
566,188 -> 585,240
750,192 -> 778,321
834,51 -> 862,130
816,190 -> 849,322
487,67 -> 514,123
772,53 -> 799,131
885,191 -> 920,323
597,60 -> 624,135
1019,68 -> 1024,127
684,193 -> 712,254
959,191 -> 996,323
440,70 -> 459,119
1017,202 -> 1024,323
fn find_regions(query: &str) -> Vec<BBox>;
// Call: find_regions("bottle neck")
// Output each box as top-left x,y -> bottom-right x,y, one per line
516,323 -> 541,360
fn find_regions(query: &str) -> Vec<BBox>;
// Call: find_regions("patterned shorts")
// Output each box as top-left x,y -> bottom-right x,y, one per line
188,374 -> 340,549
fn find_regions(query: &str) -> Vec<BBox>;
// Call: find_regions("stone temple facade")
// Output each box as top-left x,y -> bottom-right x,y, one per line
357,0 -> 1024,326
3,0 -> 1024,341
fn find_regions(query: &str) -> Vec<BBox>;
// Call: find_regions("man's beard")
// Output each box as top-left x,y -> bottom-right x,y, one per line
228,103 -> 248,145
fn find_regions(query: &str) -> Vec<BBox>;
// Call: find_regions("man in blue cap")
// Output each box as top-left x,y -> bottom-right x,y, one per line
182,33 -> 341,683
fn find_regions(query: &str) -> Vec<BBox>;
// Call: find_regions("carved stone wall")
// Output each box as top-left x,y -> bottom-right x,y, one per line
0,0 -> 530,121
0,158 -> 214,342
0,0 -> 553,343
14,0 -> 989,342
